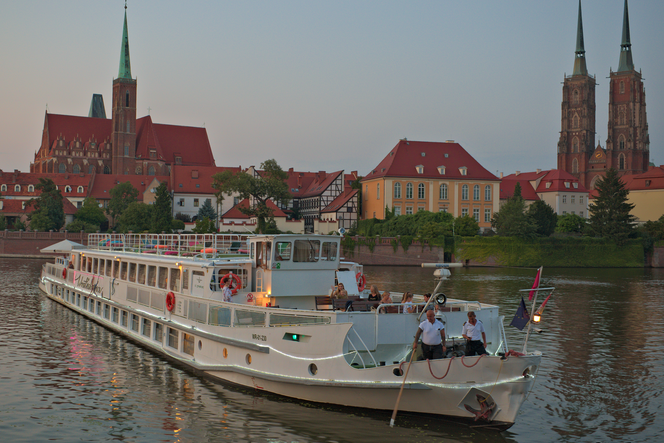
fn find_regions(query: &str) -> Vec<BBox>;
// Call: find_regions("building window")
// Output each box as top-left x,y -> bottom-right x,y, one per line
377,183 -> 380,199
572,138 -> 579,153
125,90 -> 130,107
462,208 -> 468,217
459,167 -> 467,176
147,166 -> 155,176
418,183 -> 425,199
406,183 -> 413,199
473,208 -> 480,222
619,154 -> 625,170
440,184 -> 448,200
394,206 -> 401,216
619,136 -> 625,150
572,158 -> 578,173
619,81 -> 624,94
0,185 -> 6,192
580,211 -> 584,217
28,185 -> 34,192
473,185 -> 480,201
437,165 -> 445,175
562,195 -> 567,204
124,145 -> 129,156
15,185 -> 21,192
571,195 -> 575,204
88,165 -> 95,174
462,185 -> 469,200
179,198 -> 185,207
484,208 -> 491,222
73,164 -> 80,174
572,89 -> 579,105
194,198 -> 199,207
59,163 -> 66,173
394,182 -> 401,199
405,206 -> 413,215
415,165 -> 424,174
418,206 -> 425,212
572,114 -> 579,129
484,185 -> 491,201
580,196 -> 584,204
77,186 -> 84,193
175,156 -> 182,165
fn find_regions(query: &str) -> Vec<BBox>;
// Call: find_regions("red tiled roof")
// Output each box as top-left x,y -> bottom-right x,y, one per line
0,197 -> 76,215
361,140 -> 498,181
221,198 -> 287,219
322,189 -> 358,213
44,114 -> 111,151
501,170 -> 549,181
171,165 -> 241,194
0,171 -> 92,198
89,175 -> 169,201
301,171 -> 343,198
499,179 -> 540,201
135,116 -> 216,166
622,166 -> 664,191
533,169 -> 589,193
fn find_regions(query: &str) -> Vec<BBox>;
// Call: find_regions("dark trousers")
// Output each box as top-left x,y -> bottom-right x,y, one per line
466,340 -> 488,356
421,343 -> 444,360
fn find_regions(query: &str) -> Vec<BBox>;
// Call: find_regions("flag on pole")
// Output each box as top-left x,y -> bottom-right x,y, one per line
528,267 -> 542,301
536,292 -> 553,314
510,297 -> 530,331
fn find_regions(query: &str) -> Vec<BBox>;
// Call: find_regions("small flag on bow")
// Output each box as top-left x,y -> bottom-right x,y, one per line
510,297 -> 530,331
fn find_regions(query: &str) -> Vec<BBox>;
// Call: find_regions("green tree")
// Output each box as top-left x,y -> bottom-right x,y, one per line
151,182 -> 173,233
107,182 -> 139,227
555,213 -> 587,234
0,215 -> 6,230
527,200 -> 558,236
171,219 -> 185,231
192,216 -> 217,234
454,215 -> 480,236
75,197 -> 107,228
491,190 -> 537,238
65,219 -> 99,233
117,202 -> 152,233
212,159 -> 291,233
588,169 -> 635,245
13,219 -> 26,231
197,198 -> 217,221
28,178 -> 65,231
642,214 -> 664,240
175,212 -> 192,223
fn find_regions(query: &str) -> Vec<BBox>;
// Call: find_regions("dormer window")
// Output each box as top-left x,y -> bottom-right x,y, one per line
28,185 -> 34,192
459,167 -> 467,176
77,186 -> 84,193
64,185 -> 72,193
573,183 -> 578,189
0,184 -> 6,192
22,201 -> 26,210
646,180 -> 651,187
546,182 -> 551,189
565,182 -> 570,188
149,149 -> 157,159
437,166 -> 446,175
191,170 -> 199,179
175,156 -> 182,165
415,165 -> 424,174
14,185 -> 21,192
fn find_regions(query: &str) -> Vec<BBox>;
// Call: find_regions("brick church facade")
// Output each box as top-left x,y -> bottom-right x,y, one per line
557,0 -> 649,189
30,7 -> 216,176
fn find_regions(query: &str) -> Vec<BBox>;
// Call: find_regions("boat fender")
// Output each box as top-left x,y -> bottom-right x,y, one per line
221,272 -> 242,294
247,293 -> 254,303
434,293 -> 447,306
166,292 -> 176,312
356,272 -> 366,292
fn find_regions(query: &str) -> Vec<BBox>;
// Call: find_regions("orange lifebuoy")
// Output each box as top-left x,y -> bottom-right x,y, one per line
166,292 -> 176,312
62,268 -> 67,279
221,273 -> 242,294
356,272 -> 366,292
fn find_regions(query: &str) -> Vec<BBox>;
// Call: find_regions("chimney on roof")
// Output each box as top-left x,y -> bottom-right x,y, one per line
536,169 -> 541,174
500,172 -> 503,179
319,171 -> 326,181
13,169 -> 19,182
288,167 -> 294,174
515,171 -> 520,176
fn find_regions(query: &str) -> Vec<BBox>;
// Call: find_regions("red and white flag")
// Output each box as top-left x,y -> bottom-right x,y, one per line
528,267 -> 542,301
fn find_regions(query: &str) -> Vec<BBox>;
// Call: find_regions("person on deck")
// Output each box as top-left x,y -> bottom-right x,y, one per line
332,283 -> 348,299
412,309 -> 446,359
462,311 -> 488,356
222,278 -> 233,303
368,285 -> 381,301
401,292 -> 415,313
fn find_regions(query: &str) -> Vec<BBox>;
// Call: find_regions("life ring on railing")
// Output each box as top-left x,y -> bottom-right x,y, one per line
221,273 -> 242,294
356,272 -> 366,292
166,292 -> 176,312
62,268 -> 67,279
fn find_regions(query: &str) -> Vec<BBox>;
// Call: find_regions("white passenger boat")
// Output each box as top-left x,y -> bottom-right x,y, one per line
39,233 -> 544,430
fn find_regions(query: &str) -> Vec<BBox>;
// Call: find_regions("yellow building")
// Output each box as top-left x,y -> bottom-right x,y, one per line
361,140 -> 500,230
622,166 -> 664,223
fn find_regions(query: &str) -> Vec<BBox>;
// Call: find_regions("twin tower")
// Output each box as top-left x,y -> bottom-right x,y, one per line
557,0 -> 649,190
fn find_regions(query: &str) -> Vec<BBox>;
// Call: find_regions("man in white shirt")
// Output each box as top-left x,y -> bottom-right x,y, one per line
412,310 -> 446,359
462,311 -> 488,356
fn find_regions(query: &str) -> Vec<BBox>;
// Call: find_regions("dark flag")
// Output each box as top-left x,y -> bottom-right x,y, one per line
510,297 -> 530,331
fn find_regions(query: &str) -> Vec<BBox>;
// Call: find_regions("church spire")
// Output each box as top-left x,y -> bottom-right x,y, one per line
572,0 -> 588,76
118,4 -> 132,79
617,0 -> 634,72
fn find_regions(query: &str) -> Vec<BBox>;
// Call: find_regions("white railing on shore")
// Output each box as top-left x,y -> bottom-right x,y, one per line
86,233 -> 250,259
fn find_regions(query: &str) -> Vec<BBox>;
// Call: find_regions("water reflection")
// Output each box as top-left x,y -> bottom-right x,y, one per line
1,259 -> 663,442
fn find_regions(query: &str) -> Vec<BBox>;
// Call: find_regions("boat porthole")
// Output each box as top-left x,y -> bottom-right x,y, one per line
223,348 -> 228,358
246,354 -> 252,365
198,340 -> 202,351
308,363 -> 318,376
393,368 -> 403,377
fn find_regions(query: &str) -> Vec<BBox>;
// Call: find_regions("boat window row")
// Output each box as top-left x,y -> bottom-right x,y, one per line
252,240 -> 339,263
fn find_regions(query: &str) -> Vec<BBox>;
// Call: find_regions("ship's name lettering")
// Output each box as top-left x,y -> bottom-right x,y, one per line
75,274 -> 104,296
252,334 -> 267,342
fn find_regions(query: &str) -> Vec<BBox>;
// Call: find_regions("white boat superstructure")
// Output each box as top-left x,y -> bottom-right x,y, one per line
39,233 -> 543,429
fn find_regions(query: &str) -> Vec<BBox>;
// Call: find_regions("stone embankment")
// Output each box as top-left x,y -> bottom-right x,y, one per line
0,231 -> 87,258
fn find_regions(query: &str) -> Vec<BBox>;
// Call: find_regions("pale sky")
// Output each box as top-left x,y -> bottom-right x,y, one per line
1,0 -> 662,178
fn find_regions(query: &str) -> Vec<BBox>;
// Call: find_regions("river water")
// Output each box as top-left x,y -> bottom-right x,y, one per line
1,258 -> 663,442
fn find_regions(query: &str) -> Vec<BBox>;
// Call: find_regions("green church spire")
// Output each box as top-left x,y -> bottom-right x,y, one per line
572,0 -> 588,76
118,6 -> 132,79
617,0 -> 634,72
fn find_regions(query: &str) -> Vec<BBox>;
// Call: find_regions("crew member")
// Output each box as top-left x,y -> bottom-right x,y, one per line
462,311 -> 488,356
412,309 -> 446,359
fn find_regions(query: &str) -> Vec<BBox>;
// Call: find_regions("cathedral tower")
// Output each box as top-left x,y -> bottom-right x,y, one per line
111,6 -> 137,175
558,0 -> 596,189
603,0 -> 649,187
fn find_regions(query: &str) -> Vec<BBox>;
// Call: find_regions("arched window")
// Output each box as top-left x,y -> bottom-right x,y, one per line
14,185 -> 21,192
77,186 -> 84,193
58,163 -> 66,173
619,136 -> 625,150
124,145 -> 129,156
484,185 -> 491,201
572,89 -> 579,105
473,185 -> 480,201
73,164 -> 80,174
148,166 -> 156,176
406,183 -> 413,199
417,183 -> 425,199
572,158 -> 579,173
64,185 -> 72,193
572,137 -> 579,153
104,166 -> 111,174
126,121 -> 130,133
88,165 -> 95,174
619,154 -> 625,170
126,90 -> 130,107
0,185 -> 6,192
619,81 -> 625,94
462,184 -> 469,200
590,175 -> 599,190
28,185 -> 34,192
439,183 -> 448,200
572,114 -> 579,129
394,182 -> 401,199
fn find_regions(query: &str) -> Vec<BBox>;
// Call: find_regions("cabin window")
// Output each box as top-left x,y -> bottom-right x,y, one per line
112,307 -> 119,323
182,269 -> 189,290
96,302 -> 101,315
293,240 -> 320,262
92,258 -> 99,274
89,299 -> 95,313
137,264 -> 146,284
170,268 -> 181,292
82,296 -> 87,310
147,266 -> 156,286
121,310 -> 128,327
103,304 -> 110,319
129,263 -> 137,282
105,260 -> 112,276
275,242 -> 292,261
154,323 -> 163,343
142,319 -> 151,337
183,333 -> 195,356
113,260 -> 120,278
321,242 -> 338,261
158,267 -> 168,289
120,262 -> 128,280
250,243 -> 255,259
77,293 -> 81,306
167,327 -> 179,349
130,314 -> 139,332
